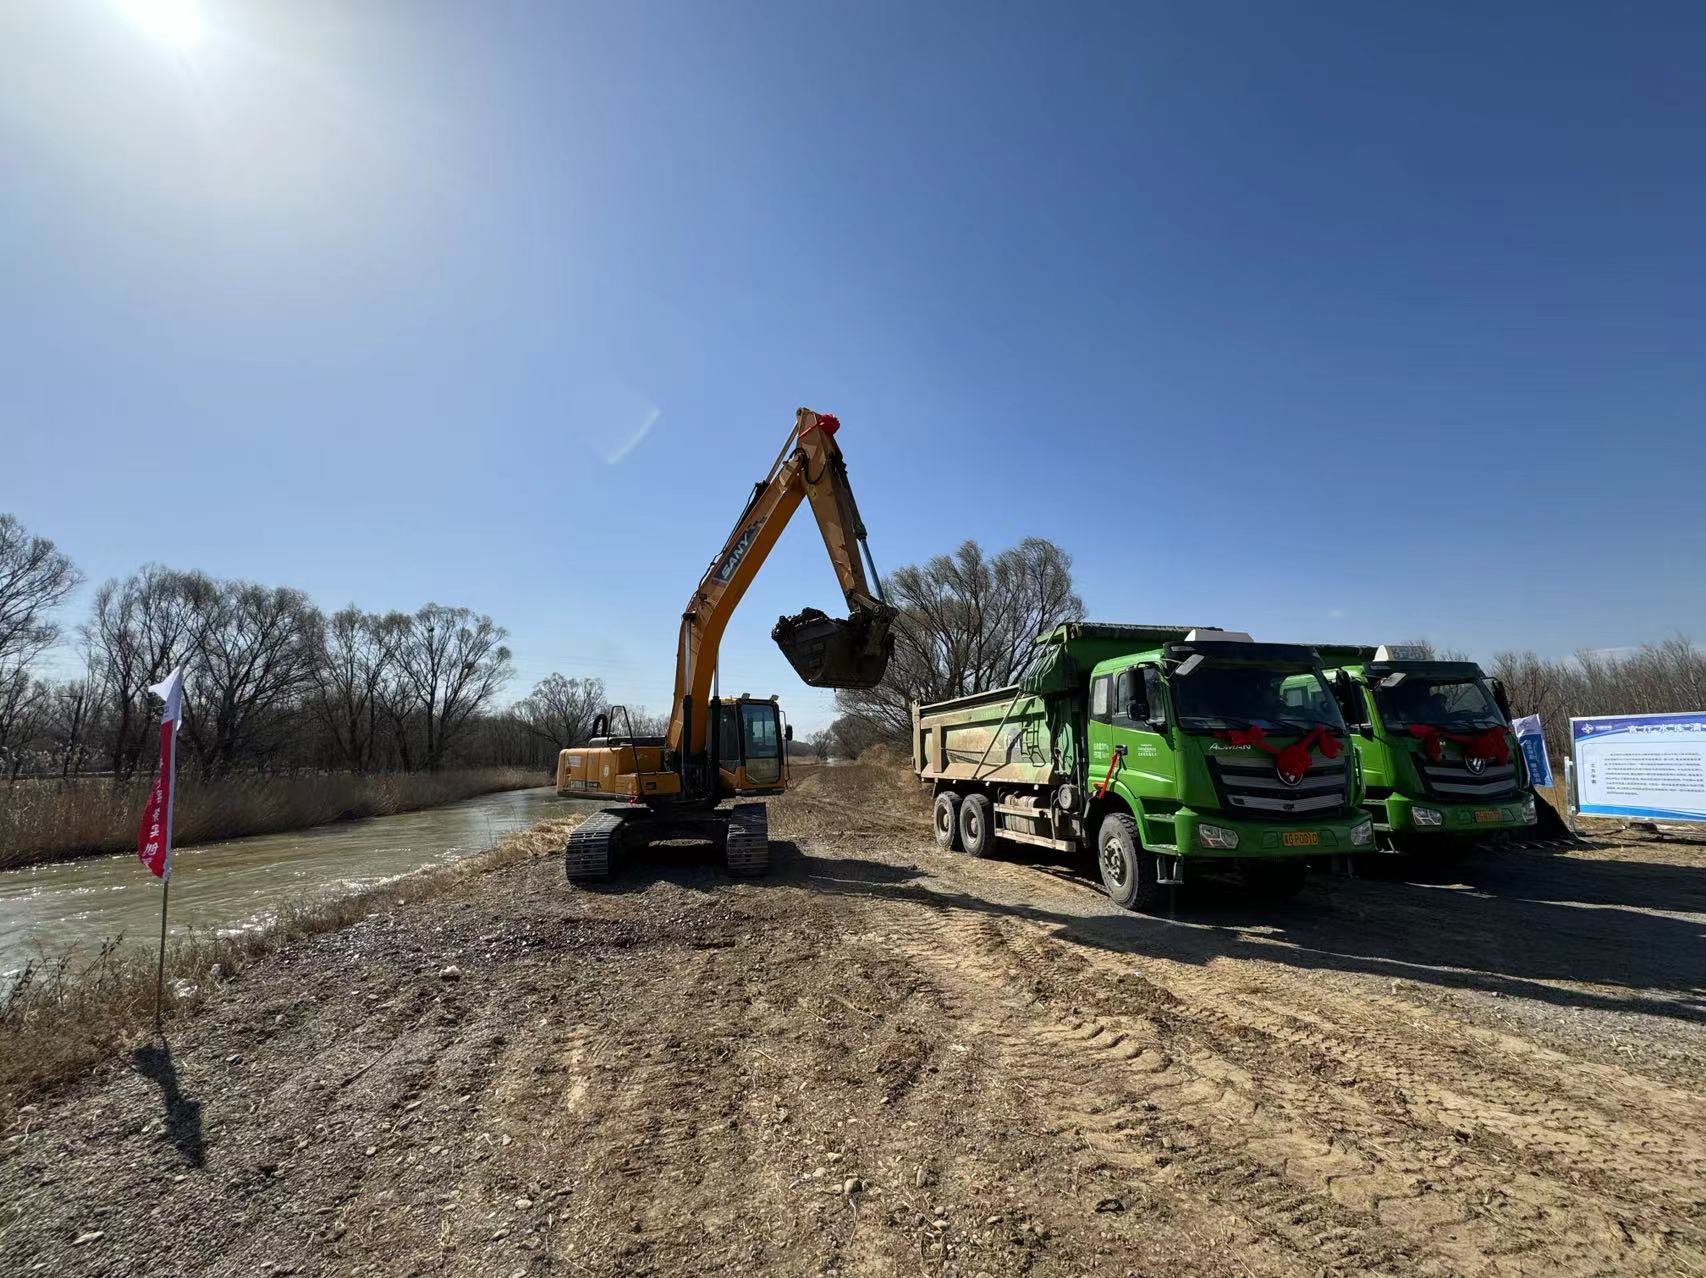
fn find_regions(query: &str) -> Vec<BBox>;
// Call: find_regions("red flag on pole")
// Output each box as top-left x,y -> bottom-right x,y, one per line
137,668 -> 184,880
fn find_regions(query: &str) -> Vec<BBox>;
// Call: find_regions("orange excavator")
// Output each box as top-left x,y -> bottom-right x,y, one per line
556,407 -> 895,880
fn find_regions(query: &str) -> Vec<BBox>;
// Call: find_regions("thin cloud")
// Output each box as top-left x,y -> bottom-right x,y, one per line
599,405 -> 661,465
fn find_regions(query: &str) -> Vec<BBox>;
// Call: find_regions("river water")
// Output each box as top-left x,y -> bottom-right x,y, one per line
0,787 -> 600,974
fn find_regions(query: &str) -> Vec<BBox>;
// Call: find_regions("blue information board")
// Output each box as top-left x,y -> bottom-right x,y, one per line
1572,712 -> 1706,821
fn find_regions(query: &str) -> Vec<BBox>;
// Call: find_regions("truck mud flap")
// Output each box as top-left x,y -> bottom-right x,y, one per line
772,605 -> 895,689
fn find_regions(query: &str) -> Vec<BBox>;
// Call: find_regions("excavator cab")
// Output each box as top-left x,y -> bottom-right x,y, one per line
773,604 -> 896,689
713,695 -> 790,794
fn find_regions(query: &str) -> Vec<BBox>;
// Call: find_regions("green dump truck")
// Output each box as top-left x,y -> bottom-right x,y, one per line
912,623 -> 1375,910
1314,644 -> 1536,856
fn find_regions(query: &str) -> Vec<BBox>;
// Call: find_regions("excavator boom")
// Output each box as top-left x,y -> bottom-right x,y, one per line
667,407 -> 896,756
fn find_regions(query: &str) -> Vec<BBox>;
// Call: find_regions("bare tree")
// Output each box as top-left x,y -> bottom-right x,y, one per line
82,566 -> 204,778
48,655 -> 106,779
177,574 -> 324,777
393,604 -> 514,770
312,607 -> 398,773
0,514 -> 81,674
835,537 -> 1084,740
0,670 -> 49,781
808,728 -> 834,761
628,706 -> 669,737
827,714 -> 883,761
0,515 -> 81,776
513,673 -> 607,752
1389,639 -> 1472,662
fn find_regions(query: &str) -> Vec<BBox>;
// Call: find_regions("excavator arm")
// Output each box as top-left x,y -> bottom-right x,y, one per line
666,407 -> 896,758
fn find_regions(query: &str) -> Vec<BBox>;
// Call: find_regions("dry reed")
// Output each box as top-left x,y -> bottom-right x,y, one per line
0,768 -> 543,871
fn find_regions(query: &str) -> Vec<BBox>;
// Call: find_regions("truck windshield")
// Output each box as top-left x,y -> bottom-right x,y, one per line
1174,665 -> 1344,734
740,703 -> 781,759
1373,678 -> 1502,731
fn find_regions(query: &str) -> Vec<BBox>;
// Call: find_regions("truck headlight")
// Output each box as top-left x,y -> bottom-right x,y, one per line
1351,820 -> 1374,847
1198,822 -> 1240,850
1521,795 -> 1537,823
1413,807 -> 1443,827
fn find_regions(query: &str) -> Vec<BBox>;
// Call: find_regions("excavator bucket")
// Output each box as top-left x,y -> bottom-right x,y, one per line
772,605 -> 896,689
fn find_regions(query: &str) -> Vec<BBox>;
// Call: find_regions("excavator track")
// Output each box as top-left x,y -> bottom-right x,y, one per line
723,802 -> 770,877
564,807 -> 635,882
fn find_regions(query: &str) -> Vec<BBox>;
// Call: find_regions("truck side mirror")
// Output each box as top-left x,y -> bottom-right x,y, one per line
1489,678 -> 1513,722
1331,672 -> 1364,727
592,713 -> 608,739
784,723 -> 793,742
1142,667 -> 1169,731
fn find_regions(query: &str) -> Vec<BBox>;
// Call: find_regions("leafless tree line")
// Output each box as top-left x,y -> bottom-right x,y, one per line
831,536 -> 1085,747
1490,637 -> 1706,765
0,514 -> 683,783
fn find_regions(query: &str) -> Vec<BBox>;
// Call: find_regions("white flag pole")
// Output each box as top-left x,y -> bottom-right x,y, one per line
140,667 -> 184,1038
154,717 -> 175,1037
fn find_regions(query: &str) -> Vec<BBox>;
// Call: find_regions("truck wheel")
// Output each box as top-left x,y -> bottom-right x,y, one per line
1096,813 -> 1163,911
1240,859 -> 1307,900
933,791 -> 962,851
958,793 -> 995,857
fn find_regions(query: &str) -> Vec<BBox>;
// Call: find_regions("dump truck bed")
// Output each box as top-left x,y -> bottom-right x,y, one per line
912,685 -> 1061,787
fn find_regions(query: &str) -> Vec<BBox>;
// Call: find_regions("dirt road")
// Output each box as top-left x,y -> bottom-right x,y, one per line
3,758 -> 1703,1277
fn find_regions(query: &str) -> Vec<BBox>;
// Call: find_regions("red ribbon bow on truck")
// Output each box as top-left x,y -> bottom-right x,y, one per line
1405,723 -> 1509,766
1214,724 -> 1340,782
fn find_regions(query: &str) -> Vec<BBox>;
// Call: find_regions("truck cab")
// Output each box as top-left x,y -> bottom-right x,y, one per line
912,624 -> 1375,911
1315,644 -> 1536,854
1086,632 -> 1373,889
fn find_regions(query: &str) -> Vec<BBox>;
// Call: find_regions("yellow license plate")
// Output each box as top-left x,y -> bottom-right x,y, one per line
1473,809 -> 1504,823
1281,830 -> 1320,847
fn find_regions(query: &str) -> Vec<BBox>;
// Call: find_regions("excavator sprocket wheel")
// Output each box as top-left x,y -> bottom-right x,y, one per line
723,802 -> 771,877
563,807 -> 633,882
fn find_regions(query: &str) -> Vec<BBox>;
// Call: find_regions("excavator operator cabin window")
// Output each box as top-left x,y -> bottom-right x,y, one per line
740,703 -> 780,759
718,704 -> 740,761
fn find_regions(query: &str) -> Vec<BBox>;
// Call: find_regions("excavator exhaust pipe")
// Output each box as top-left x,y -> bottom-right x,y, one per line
772,605 -> 897,689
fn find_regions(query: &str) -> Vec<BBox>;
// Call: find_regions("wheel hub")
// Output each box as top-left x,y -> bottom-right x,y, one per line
1101,837 -> 1127,886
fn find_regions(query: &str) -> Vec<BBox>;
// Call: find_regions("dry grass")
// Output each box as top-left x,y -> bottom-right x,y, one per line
774,747 -> 931,839
0,815 -> 579,1118
0,768 -> 544,871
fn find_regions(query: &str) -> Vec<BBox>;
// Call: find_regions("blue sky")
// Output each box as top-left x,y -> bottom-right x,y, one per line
4,1 -> 1704,731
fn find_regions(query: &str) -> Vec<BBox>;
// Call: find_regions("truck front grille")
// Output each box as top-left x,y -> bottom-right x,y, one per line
1416,757 -> 1521,801
1209,755 -> 1350,819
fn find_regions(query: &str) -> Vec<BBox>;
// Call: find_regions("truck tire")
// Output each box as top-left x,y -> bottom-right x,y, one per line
958,793 -> 995,857
933,791 -> 962,851
1240,859 -> 1307,900
1096,812 -> 1163,911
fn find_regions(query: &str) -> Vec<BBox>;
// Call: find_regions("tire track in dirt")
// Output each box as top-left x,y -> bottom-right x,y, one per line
913,841 -> 1706,1197
859,887 -> 1700,1277
996,919 -> 1706,1200
537,946 -> 785,1277
871,908 -> 1409,1276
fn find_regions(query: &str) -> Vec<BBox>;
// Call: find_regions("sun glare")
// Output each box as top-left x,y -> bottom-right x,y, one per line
116,0 -> 204,50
